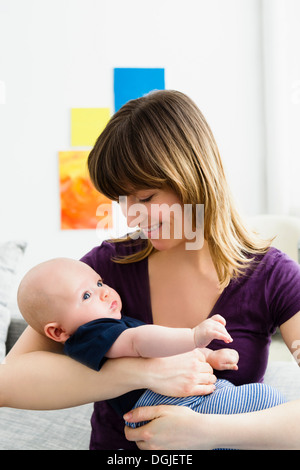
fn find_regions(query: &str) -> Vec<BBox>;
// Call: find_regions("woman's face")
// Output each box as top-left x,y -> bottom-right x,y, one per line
121,187 -> 190,251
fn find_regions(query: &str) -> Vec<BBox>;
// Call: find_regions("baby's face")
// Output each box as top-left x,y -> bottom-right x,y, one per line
55,260 -> 122,335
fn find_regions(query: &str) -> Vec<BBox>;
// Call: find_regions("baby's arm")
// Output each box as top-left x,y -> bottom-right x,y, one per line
106,314 -> 232,359
106,324 -> 195,358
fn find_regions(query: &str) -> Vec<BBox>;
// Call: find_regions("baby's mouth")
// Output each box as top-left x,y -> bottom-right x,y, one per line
110,300 -> 118,310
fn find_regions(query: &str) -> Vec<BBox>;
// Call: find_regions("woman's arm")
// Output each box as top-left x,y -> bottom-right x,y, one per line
208,399 -> 300,450
124,399 -> 300,450
1,326 -> 216,410
2,326 -> 149,409
280,311 -> 300,364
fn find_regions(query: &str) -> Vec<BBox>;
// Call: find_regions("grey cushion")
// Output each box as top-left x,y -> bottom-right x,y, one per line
0,240 -> 27,362
6,318 -> 27,353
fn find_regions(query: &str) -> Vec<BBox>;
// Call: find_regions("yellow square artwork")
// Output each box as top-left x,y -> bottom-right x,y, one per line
71,108 -> 111,146
59,150 -> 113,230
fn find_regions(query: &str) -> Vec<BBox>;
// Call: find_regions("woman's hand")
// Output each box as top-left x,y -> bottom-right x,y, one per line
124,405 -> 214,450
123,349 -> 218,450
145,349 -> 216,397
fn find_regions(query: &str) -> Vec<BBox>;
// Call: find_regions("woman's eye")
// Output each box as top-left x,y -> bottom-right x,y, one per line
97,280 -> 103,287
83,292 -> 91,300
139,195 -> 153,203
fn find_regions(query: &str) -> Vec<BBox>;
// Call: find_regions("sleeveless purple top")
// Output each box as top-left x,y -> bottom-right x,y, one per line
81,239 -> 300,450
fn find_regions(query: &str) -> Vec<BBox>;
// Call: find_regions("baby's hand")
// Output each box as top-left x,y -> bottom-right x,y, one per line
205,348 -> 239,371
193,314 -> 233,348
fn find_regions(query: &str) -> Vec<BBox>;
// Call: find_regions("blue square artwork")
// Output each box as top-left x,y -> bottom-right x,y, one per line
114,68 -> 165,112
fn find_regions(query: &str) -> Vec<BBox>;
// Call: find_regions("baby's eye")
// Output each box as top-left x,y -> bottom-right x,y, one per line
83,292 -> 91,300
97,280 -> 103,287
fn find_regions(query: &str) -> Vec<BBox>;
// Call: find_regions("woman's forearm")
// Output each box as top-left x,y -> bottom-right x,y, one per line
1,325 -> 155,410
0,352 -> 153,410
207,400 -> 300,450
0,348 -> 216,411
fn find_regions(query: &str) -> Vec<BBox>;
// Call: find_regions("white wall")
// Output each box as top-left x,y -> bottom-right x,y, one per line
287,0 -> 300,216
261,0 -> 300,216
0,0 -> 266,275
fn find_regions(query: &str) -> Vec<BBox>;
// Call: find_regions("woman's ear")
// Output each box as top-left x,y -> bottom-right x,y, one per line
44,322 -> 70,343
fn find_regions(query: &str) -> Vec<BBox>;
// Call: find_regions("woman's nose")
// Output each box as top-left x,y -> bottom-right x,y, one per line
121,196 -> 148,228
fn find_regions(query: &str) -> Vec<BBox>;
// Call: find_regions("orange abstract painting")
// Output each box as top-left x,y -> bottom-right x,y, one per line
59,151 -> 113,230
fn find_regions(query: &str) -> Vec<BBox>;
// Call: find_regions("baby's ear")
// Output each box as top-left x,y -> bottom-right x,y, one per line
44,322 -> 70,343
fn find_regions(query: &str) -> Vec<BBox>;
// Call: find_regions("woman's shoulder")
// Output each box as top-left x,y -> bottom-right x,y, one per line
233,247 -> 300,290
254,246 -> 300,276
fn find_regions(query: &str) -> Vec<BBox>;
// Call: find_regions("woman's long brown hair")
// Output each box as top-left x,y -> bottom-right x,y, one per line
88,90 -> 271,288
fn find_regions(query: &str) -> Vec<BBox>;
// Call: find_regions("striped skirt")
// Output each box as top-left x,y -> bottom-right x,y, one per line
126,379 -> 287,429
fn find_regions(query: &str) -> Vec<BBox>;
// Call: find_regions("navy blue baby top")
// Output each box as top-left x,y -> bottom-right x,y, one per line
64,316 -> 145,371
64,315 -> 146,416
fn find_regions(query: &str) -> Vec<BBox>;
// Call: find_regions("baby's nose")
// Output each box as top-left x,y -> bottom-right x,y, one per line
99,287 -> 109,300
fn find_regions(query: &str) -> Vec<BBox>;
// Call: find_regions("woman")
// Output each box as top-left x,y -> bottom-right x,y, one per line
3,90 -> 300,449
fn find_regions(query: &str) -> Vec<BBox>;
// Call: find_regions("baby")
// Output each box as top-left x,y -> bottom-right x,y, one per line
17,257 -> 286,423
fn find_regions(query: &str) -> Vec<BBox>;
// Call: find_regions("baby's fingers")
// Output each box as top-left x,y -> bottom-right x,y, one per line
219,362 -> 238,371
213,327 -> 233,344
210,314 -> 227,326
214,349 -> 239,370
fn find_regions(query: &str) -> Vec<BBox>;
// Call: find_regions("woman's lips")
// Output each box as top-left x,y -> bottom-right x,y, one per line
141,222 -> 162,238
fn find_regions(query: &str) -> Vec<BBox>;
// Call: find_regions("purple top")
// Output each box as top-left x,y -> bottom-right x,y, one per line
81,239 -> 300,450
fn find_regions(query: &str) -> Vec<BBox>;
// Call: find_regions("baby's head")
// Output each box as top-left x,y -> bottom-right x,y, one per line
17,258 -> 122,343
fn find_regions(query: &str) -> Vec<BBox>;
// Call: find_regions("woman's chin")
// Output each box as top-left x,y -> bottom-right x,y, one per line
149,237 -> 186,252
